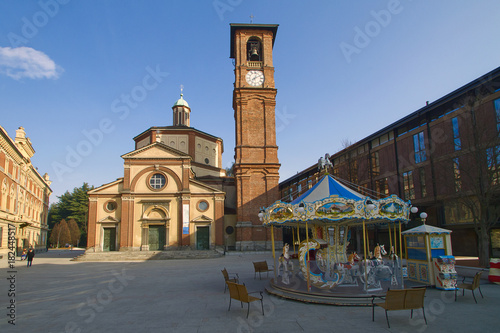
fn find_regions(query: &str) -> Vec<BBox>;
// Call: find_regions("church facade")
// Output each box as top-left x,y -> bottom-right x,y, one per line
87,95 -> 227,251
87,24 -> 283,252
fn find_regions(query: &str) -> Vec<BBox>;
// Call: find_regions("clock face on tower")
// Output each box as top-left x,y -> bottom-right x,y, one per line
245,70 -> 264,87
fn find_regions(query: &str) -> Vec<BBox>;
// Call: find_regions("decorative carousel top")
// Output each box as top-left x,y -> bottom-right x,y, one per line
261,175 -> 411,227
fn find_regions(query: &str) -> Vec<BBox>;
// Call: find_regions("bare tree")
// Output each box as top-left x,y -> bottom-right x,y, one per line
68,219 -> 81,247
436,92 -> 500,266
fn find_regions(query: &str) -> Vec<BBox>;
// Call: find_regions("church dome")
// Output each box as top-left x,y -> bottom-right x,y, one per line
173,94 -> 189,108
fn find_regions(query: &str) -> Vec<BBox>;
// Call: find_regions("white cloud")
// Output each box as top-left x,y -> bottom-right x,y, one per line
0,46 -> 63,80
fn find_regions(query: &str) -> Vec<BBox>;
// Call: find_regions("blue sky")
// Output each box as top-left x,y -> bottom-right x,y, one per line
1,0 -> 499,203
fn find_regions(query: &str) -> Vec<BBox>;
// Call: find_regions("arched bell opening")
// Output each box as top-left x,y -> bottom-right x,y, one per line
247,37 -> 262,62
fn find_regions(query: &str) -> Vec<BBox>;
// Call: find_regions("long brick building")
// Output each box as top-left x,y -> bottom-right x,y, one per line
279,66 -> 500,257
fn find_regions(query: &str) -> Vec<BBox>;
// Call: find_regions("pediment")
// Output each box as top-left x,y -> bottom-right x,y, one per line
191,215 -> 213,223
97,216 -> 120,223
121,142 -> 190,159
89,178 -> 123,194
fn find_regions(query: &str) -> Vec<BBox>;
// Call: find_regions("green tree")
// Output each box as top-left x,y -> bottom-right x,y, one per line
48,183 -> 94,246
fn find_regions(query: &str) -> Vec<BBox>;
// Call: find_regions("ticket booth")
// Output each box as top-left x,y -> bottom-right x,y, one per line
402,224 -> 456,289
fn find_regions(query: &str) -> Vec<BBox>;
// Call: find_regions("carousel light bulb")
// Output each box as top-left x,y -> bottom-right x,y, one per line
297,203 -> 305,213
366,200 -> 375,211
420,212 -> 428,219
411,206 -> 418,214
258,210 -> 264,218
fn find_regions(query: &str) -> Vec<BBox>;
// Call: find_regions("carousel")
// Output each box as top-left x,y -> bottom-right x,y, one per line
260,157 -> 413,305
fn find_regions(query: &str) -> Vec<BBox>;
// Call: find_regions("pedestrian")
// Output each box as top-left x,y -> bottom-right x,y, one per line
21,248 -> 27,261
27,248 -> 35,267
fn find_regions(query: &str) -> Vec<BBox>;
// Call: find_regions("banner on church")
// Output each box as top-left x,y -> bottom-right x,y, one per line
183,204 -> 189,234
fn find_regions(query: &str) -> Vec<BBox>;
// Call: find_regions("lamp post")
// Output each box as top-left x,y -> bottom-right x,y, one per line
362,198 -> 376,290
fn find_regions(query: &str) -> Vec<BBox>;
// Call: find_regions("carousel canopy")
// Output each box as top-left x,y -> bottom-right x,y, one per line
401,224 -> 452,235
291,175 -> 364,204
262,175 -> 411,227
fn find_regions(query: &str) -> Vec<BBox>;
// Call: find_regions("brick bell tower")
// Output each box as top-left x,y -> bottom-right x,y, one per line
230,24 -> 281,251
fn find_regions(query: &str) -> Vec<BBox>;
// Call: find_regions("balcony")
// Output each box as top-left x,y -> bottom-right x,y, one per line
247,61 -> 263,68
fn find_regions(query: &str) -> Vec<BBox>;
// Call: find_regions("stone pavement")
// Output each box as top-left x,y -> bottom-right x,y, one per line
0,249 -> 499,333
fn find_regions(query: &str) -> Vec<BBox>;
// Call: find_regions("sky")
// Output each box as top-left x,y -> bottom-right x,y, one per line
1,0 -> 500,204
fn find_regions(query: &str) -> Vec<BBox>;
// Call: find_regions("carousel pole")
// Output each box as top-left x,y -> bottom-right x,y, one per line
388,223 -> 393,255
365,227 -> 370,257
306,221 -> 311,292
393,224 -> 397,254
297,223 -> 301,246
399,221 -> 404,289
292,227 -> 296,255
271,225 -> 277,281
362,220 -> 368,291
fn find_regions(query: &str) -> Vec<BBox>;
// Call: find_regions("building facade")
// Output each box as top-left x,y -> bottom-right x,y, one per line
86,96 -> 228,252
279,67 -> 500,257
0,126 -> 52,257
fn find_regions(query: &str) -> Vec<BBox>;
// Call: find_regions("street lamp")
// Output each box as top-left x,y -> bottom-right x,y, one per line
420,212 -> 428,224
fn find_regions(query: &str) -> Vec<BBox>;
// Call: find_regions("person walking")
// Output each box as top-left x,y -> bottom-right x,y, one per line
21,248 -> 27,261
27,248 -> 35,267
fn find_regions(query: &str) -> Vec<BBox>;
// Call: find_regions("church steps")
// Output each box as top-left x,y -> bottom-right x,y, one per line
72,250 -> 222,261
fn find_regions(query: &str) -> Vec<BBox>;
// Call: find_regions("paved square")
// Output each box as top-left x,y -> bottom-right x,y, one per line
1,250 -> 499,332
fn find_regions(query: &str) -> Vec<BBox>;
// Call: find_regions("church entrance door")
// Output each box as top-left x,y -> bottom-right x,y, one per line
103,228 -> 116,251
149,225 -> 166,251
196,226 -> 209,250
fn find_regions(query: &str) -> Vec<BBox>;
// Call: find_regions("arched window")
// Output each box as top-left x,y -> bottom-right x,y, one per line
247,37 -> 262,62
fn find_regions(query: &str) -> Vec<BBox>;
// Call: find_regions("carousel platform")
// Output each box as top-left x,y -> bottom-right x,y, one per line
266,272 -> 428,306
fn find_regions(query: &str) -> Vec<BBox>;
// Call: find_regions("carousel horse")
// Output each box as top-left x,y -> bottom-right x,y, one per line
372,244 -> 387,263
358,245 -> 393,288
347,252 -> 360,265
278,243 -> 294,273
388,246 -> 400,285
389,246 -> 398,260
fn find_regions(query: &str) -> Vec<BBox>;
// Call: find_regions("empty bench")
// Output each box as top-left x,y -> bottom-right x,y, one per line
372,288 -> 427,328
253,261 -> 273,279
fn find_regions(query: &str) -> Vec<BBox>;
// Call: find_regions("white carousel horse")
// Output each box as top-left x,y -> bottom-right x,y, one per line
358,245 -> 393,290
278,243 -> 294,273
388,246 -> 400,285
373,244 -> 387,262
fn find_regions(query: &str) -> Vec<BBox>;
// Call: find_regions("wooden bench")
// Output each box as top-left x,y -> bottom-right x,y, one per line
221,268 -> 239,293
253,261 -> 273,279
226,282 -> 264,318
372,288 -> 427,328
455,271 -> 484,303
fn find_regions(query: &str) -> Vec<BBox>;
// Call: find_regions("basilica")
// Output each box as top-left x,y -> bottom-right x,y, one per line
86,24 -> 282,252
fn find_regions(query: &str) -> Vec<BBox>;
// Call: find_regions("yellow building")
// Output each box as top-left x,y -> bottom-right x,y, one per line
86,95 -> 229,251
0,126 -> 52,257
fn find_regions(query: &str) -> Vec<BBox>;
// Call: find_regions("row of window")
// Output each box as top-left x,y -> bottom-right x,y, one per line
282,98 -> 500,201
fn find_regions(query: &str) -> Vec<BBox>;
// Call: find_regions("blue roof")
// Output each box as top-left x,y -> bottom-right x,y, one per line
291,175 -> 364,204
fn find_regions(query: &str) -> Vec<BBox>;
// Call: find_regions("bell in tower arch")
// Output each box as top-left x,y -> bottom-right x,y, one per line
247,39 -> 261,62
